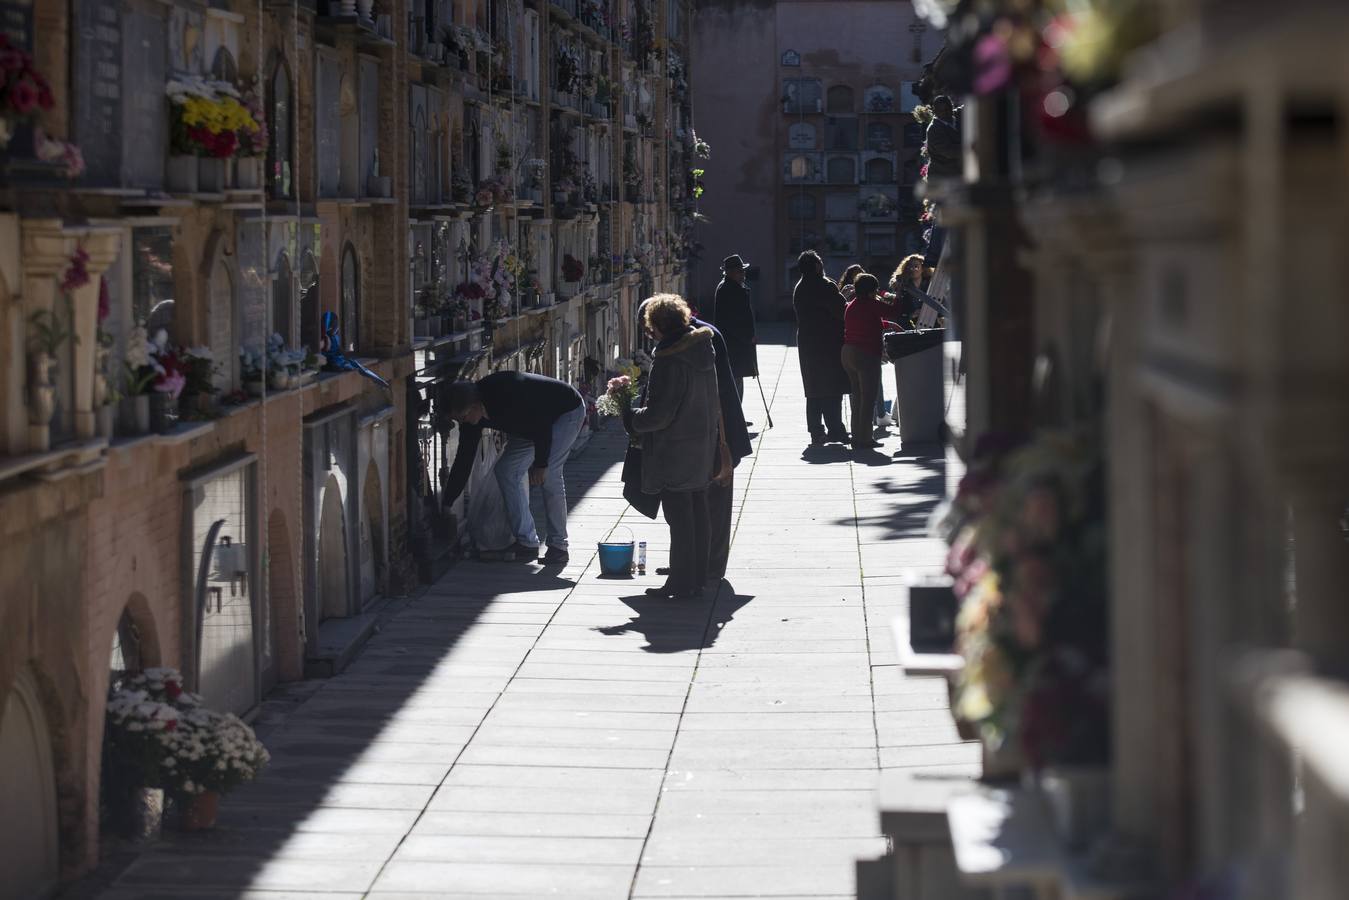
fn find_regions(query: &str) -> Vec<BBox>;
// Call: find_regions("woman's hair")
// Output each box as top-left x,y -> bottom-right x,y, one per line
643,293 -> 692,336
797,250 -> 823,277
889,254 -> 926,289
853,273 -> 880,298
840,264 -> 865,288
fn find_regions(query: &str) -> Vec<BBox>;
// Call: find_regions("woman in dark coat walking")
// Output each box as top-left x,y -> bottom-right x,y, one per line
792,251 -> 851,445
626,295 -> 722,598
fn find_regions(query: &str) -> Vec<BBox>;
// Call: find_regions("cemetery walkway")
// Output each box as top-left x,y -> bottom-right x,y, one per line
92,330 -> 978,900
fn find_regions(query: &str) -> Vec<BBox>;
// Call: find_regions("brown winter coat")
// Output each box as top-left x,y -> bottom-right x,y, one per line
793,274 -> 851,398
630,327 -> 720,493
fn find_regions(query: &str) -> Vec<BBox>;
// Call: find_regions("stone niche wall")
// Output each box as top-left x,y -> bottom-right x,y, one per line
0,472 -> 100,874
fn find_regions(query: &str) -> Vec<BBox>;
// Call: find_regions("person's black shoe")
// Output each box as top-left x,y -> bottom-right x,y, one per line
826,431 -> 851,445
744,420 -> 754,427
655,566 -> 671,576
541,546 -> 569,565
810,433 -> 827,446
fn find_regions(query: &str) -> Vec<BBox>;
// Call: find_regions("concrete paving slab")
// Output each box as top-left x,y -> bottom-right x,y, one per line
92,337 -> 977,900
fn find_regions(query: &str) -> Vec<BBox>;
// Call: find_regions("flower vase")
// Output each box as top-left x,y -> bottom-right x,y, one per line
150,392 -> 179,434
236,157 -> 263,191
167,155 -> 198,193
120,394 -> 151,436
269,371 -> 290,391
104,773 -> 165,841
96,404 -> 115,438
179,789 -> 220,831
198,157 -> 227,193
27,349 -> 56,423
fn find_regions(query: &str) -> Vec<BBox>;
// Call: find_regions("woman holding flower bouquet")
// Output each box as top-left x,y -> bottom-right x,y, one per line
624,295 -> 723,598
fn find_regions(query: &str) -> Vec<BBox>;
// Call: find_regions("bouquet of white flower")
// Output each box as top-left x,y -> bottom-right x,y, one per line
104,667 -> 269,800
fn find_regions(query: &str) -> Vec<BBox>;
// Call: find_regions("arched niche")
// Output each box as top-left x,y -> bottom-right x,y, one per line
206,238 -> 238,392
341,243 -> 360,354
299,250 -> 319,351
826,84 -> 854,114
864,157 -> 894,184
826,155 -> 856,184
268,58 -> 294,199
359,458 -> 385,607
0,668 -> 60,899
318,474 -> 350,622
272,251 -> 293,344
864,84 -> 895,113
211,47 -> 237,83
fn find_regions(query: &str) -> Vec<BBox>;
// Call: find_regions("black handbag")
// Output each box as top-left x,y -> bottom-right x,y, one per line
621,443 -> 661,519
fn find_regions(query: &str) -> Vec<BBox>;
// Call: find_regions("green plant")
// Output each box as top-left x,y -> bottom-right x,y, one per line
29,307 -> 75,356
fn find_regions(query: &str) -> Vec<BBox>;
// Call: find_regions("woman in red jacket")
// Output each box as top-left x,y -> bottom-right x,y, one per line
840,273 -> 898,450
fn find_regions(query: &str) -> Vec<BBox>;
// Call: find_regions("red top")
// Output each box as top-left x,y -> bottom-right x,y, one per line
843,293 -> 899,357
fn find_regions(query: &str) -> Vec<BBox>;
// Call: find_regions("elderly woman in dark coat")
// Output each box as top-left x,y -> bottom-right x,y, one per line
792,251 -> 851,445
625,295 -> 722,598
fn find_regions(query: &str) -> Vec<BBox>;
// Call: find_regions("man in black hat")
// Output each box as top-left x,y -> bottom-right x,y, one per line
711,254 -> 758,404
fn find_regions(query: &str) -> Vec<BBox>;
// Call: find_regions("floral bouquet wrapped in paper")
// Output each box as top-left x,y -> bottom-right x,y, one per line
596,372 -> 639,418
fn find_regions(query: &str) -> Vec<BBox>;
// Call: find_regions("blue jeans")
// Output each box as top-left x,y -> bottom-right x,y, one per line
494,403 -> 584,550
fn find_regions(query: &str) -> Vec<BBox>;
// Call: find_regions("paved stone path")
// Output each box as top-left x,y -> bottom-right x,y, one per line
96,333 -> 977,900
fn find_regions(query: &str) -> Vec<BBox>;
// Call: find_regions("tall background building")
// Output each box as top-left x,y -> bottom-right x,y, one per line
691,0 -> 939,319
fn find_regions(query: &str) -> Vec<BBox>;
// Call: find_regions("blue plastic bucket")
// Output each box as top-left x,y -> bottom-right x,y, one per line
597,527 -> 635,577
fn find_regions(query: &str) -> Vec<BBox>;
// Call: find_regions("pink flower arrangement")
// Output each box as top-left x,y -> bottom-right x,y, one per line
60,246 -> 91,293
596,374 -> 638,417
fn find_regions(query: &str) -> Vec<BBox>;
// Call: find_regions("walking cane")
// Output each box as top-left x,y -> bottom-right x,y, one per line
754,375 -> 774,429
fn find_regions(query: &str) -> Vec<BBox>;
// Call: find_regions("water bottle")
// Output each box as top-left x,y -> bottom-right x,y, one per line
637,541 -> 647,575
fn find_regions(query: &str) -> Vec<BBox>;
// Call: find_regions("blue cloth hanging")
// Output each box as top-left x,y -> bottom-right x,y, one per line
322,311 -> 390,391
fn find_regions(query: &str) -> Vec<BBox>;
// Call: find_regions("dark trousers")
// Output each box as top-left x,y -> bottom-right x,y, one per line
841,344 -> 881,447
707,471 -> 733,580
806,396 -> 846,437
660,488 -> 709,594
732,376 -> 744,401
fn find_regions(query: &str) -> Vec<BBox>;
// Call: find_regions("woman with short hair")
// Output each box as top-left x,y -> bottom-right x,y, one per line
626,295 -> 722,598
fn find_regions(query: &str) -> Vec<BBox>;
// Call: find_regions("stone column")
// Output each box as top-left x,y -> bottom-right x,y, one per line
68,229 -> 121,441
20,220 -> 122,449
19,220 -> 72,454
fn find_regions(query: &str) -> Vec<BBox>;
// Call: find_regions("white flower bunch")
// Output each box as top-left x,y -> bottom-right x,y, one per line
165,75 -> 240,104
125,323 -> 152,369
104,667 -> 268,799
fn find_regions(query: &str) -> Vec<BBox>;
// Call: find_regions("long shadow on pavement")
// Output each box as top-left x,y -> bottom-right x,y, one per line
594,584 -> 754,654
72,429 -> 633,900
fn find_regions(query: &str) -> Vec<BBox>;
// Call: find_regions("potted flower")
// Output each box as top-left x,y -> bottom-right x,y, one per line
235,83 -> 268,190
300,348 -> 326,385
239,344 -> 265,397
147,331 -> 185,433
178,346 -> 219,416
26,308 -> 71,451
119,324 -> 157,435
266,333 -> 293,390
166,77 -> 258,193
0,34 -> 55,155
104,667 -> 269,833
